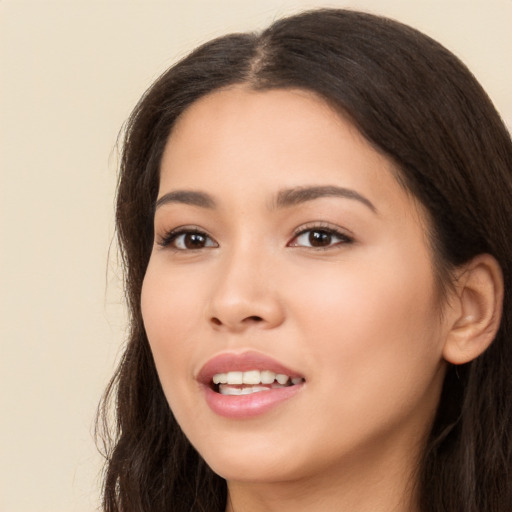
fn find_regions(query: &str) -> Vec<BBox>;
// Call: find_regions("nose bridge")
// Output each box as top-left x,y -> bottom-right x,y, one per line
207,238 -> 283,331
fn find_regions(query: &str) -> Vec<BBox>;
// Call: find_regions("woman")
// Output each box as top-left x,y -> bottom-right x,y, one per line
98,8 -> 512,512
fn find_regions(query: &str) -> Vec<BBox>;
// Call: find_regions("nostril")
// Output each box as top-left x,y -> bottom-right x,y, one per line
246,315 -> 263,322
209,315 -> 265,328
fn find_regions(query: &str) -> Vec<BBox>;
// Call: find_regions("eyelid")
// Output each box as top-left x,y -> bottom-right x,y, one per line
288,222 -> 354,248
156,225 -> 218,250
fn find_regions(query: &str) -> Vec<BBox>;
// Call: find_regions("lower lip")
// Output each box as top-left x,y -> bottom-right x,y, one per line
203,384 -> 304,419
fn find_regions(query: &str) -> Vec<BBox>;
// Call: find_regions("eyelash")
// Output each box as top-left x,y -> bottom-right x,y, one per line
157,224 -> 354,251
157,227 -> 218,250
289,223 -> 354,249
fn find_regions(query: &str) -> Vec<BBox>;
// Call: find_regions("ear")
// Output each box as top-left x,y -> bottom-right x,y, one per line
443,254 -> 504,365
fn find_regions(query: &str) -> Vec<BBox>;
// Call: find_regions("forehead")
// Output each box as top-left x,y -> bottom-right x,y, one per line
164,88 -> 371,176
172,86 -> 336,132
166,86 -> 342,162
159,86 -> 421,221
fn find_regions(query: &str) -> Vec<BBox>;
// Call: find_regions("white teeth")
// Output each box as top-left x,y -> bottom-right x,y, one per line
212,369 -> 304,387
276,374 -> 289,385
212,373 -> 227,385
260,370 -> 276,384
226,371 -> 243,385
242,370 -> 261,385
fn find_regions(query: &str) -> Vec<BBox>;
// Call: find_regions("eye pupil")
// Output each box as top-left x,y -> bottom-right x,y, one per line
184,233 -> 206,249
309,230 -> 331,247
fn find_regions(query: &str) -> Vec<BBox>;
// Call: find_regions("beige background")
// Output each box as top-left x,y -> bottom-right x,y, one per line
1,1 -> 510,510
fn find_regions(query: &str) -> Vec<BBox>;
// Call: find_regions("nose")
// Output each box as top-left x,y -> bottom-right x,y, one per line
206,248 -> 285,332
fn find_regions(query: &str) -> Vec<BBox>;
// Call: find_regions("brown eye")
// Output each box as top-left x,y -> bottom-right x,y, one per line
182,232 -> 208,249
160,229 -> 218,250
308,230 -> 332,247
290,228 -> 353,249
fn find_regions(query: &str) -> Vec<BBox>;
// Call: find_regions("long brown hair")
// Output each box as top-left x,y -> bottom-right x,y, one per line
98,9 -> 512,511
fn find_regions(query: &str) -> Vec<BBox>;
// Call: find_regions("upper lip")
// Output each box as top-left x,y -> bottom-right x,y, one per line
197,350 -> 304,385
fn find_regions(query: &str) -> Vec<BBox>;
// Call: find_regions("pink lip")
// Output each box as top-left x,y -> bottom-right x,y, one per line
197,351 -> 305,419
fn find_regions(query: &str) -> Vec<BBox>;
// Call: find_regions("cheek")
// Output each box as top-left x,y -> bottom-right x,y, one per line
141,257 -> 209,336
278,257 -> 446,462
285,253 -> 443,391
140,261 -> 204,393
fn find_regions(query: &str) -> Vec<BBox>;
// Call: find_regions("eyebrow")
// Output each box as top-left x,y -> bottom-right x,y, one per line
155,190 -> 216,209
274,185 -> 377,213
155,185 -> 376,213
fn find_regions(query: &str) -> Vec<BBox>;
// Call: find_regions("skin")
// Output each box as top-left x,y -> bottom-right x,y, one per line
141,87 -> 460,512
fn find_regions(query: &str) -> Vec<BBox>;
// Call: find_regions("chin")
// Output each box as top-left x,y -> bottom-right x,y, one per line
207,457 -> 302,484
191,430 -> 307,483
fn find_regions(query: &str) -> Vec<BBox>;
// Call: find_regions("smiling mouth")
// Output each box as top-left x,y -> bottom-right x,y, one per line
211,370 -> 305,395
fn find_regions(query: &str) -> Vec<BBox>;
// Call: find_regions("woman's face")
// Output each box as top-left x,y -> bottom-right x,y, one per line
141,87 -> 451,484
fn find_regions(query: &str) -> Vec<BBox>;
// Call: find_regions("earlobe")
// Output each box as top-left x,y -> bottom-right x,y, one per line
443,254 -> 504,365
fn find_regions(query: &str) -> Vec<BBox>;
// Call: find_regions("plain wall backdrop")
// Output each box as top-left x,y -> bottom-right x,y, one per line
1,1 -> 511,510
